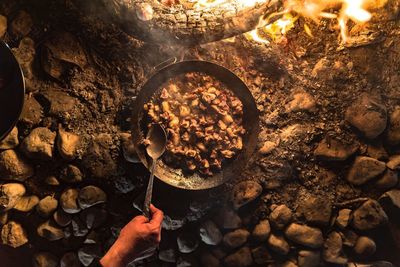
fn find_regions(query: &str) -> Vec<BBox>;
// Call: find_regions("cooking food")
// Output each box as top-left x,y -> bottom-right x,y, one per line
143,72 -> 246,176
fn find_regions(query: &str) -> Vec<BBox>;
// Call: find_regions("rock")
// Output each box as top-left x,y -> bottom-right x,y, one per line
159,248 -> 177,263
0,15 -> 6,38
60,165 -> 83,183
176,255 -> 198,267
211,247 -> 227,260
78,186 -> 107,209
267,234 -> 290,255
36,196 -> 58,218
387,155 -> 400,170
298,195 -> 332,226
252,219 -> 271,242
231,180 -> 262,209
224,247 -> 253,267
162,214 -> 186,230
113,176 -> 135,194
13,195 -> 39,212
354,236 -> 376,257
0,212 -> 8,225
387,106 -> 400,145
214,206 -> 242,230
120,132 -> 140,163
323,231 -> 347,264
57,128 -> 80,160
82,134 -> 117,179
298,250 -> 320,267
376,170 -> 398,190
32,252 -> 58,267
311,57 -> 330,79
61,252 -> 80,267
259,160 -> 293,189
40,89 -> 79,118
269,204 -> 293,229
340,229 -> 359,247
314,137 -> 358,161
12,37 -> 35,81
200,252 -> 220,267
60,189 -> 81,214
367,143 -> 388,161
223,229 -> 250,249
345,93 -> 387,139
259,140 -> 278,155
285,223 -> 323,248
0,183 -> 26,211
42,32 -> 87,79
177,232 -> 199,253
352,199 -> 388,230
286,90 -> 316,113
336,209 -> 352,229
53,209 -> 72,227
379,189 -> 400,220
199,220 -> 222,245
348,262 -> 394,267
347,156 -> 386,185
1,221 -> 28,248
10,10 -> 32,37
0,150 -> 34,181
20,95 -> 43,126
78,245 -> 101,267
37,220 -> 64,241
72,218 -> 89,237
21,127 -> 56,160
80,207 -> 108,229
0,127 -> 19,150
251,246 -> 271,264
44,176 -> 59,186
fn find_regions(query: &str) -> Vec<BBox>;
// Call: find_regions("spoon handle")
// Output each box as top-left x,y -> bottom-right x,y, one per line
143,159 -> 157,218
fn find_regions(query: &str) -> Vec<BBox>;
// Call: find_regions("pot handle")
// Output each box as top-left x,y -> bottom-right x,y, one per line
153,57 -> 177,72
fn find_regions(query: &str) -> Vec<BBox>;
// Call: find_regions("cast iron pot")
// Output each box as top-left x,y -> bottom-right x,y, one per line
0,41 -> 25,141
131,60 -> 260,190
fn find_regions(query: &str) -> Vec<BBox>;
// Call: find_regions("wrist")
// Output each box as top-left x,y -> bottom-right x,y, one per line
100,243 -> 129,267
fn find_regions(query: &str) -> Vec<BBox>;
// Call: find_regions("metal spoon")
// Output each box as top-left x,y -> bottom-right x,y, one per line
143,123 -> 167,218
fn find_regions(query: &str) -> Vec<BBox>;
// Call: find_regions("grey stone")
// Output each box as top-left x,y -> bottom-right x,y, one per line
61,252 -> 80,267
72,218 -> 89,237
297,195 -> 332,226
162,214 -> 186,230
0,127 -> 19,150
214,206 -> 242,230
336,209 -> 352,229
231,181 -> 262,209
345,93 -> 387,139
80,207 -> 108,229
78,185 -> 107,209
37,220 -> 64,241
60,165 -> 83,183
159,248 -> 177,263
298,250 -> 320,267
354,236 -> 376,257
32,252 -> 58,267
78,245 -> 101,267
352,200 -> 388,230
10,10 -> 32,37
1,221 -> 28,248
387,155 -> 400,170
21,127 -> 56,160
57,128 -> 80,160
199,220 -> 222,245
387,106 -> 400,145
224,247 -> 253,267
251,246 -> 271,264
84,231 -> 99,244
60,189 -> 81,214
0,183 -> 26,211
53,209 -> 72,227
0,150 -> 34,181
376,170 -> 398,190
36,196 -> 58,218
176,255 -> 198,267
270,204 -> 293,229
323,231 -> 347,265
13,195 -> 39,212
223,229 -> 250,249
113,176 -> 135,194
267,234 -> 290,255
251,219 -> 271,242
314,136 -> 358,161
177,232 -> 199,253
347,156 -> 386,185
285,223 -> 323,248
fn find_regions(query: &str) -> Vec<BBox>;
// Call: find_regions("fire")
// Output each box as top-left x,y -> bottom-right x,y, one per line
242,0 -> 388,44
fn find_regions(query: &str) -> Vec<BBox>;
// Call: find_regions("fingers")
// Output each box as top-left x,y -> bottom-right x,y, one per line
129,215 -> 149,226
149,204 -> 164,227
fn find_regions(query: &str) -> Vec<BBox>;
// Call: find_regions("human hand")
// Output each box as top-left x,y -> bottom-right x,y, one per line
100,205 -> 164,267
